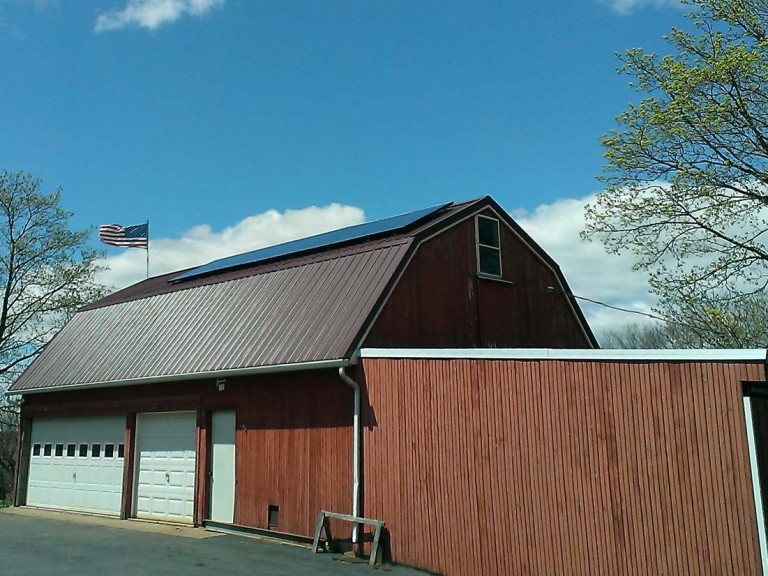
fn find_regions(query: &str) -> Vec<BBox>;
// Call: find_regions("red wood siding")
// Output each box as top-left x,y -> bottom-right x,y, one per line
120,413 -> 136,519
233,374 -> 352,536
12,418 -> 31,506
194,410 -> 209,526
364,209 -> 591,349
20,369 -> 353,538
360,357 -> 764,576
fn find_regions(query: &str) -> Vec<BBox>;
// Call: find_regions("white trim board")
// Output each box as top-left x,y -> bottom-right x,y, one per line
359,348 -> 768,362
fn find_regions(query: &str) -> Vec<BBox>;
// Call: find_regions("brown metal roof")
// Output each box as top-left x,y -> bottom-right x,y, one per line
9,195 -> 597,393
79,200 -> 479,311
11,240 -> 411,392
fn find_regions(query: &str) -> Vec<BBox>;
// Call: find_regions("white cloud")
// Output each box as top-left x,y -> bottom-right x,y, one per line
96,203 -> 365,291
94,0 -> 224,33
514,194 -> 657,340
600,0 -> 682,15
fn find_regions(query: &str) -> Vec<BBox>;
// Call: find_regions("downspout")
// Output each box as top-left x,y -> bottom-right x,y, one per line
338,366 -> 361,544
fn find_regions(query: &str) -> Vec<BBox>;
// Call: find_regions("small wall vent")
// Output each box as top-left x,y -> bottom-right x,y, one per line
268,505 -> 279,529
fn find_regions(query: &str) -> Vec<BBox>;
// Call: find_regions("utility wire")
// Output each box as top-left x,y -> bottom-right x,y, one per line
570,293 -> 715,336
571,294 -> 668,323
570,293 -> 729,341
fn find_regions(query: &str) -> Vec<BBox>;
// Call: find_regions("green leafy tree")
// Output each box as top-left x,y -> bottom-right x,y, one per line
0,170 -> 106,501
584,0 -> 768,346
602,294 -> 768,348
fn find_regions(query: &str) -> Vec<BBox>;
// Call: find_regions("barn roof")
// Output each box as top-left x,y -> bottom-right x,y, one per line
9,196 -> 596,394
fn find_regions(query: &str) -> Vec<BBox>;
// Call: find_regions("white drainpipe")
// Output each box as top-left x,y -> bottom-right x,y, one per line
338,366 -> 361,543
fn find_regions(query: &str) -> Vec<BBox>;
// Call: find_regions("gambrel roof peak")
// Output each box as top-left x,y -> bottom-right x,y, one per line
10,196 -> 595,394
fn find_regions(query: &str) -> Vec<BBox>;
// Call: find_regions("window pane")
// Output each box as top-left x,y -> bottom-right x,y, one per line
55,444 -> 64,457
79,444 -> 88,457
91,444 -> 101,458
33,444 -> 41,456
118,444 -> 125,458
478,217 -> 500,248
104,444 -> 114,458
43,444 -> 52,456
479,246 -> 501,276
67,444 -> 76,457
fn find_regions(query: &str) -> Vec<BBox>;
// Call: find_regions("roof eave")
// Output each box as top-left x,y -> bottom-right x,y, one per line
9,357 -> 357,395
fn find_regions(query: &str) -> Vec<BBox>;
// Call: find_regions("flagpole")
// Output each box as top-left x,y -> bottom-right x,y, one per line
146,220 -> 150,279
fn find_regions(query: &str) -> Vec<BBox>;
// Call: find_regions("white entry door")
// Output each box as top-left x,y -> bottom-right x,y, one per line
209,410 -> 236,523
134,411 -> 197,523
27,415 -> 126,515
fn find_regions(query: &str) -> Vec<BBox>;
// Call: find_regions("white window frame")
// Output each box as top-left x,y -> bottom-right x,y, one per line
744,394 -> 768,574
476,215 -> 502,278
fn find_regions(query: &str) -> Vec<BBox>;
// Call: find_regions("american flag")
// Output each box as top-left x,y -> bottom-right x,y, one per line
98,223 -> 149,248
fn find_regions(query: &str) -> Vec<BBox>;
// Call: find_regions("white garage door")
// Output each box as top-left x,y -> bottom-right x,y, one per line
27,415 -> 126,515
134,411 -> 197,523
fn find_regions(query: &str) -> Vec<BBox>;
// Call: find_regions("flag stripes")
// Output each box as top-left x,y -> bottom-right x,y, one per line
99,223 -> 149,248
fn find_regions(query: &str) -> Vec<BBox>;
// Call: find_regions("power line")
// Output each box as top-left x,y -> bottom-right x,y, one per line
571,294 -> 706,334
571,294 -> 668,323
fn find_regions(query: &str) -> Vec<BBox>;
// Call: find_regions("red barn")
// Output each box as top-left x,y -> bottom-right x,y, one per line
10,196 -> 593,534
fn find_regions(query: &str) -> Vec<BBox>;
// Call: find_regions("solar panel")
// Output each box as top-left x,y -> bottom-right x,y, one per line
172,202 -> 452,283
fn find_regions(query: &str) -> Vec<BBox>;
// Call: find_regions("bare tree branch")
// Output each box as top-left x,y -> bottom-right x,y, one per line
0,170 -> 107,500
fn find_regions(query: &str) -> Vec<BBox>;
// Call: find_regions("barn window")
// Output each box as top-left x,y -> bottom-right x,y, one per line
477,215 -> 502,277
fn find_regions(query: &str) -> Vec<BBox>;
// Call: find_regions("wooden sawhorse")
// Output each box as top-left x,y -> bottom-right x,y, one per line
311,510 -> 385,566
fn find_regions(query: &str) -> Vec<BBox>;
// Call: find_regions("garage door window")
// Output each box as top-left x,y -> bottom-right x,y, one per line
118,444 -> 125,458
105,444 -> 114,458
27,415 -> 126,516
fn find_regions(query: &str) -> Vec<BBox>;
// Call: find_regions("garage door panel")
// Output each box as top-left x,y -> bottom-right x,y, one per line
27,416 -> 125,516
134,412 -> 196,524
169,471 -> 189,487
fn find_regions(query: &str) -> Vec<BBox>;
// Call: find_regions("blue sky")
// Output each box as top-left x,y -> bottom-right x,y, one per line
0,0 -> 687,336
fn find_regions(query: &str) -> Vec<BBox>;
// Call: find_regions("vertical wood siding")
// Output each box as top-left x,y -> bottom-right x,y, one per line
364,209 -> 591,349
120,413 -> 136,519
233,374 -> 352,536
361,358 -> 764,576
194,409 -> 210,526
13,418 -> 31,506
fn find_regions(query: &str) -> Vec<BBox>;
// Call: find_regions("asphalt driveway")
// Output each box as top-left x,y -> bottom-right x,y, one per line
0,508 -> 427,576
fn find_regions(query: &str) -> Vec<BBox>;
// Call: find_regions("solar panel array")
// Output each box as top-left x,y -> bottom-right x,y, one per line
172,202 -> 452,283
